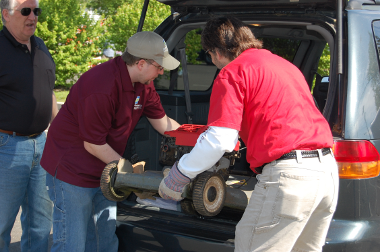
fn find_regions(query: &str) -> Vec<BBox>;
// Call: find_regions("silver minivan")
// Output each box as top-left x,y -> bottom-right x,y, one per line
108,1 -> 380,251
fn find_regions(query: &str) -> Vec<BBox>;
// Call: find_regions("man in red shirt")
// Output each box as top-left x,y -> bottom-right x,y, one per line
159,17 -> 338,252
41,31 -> 180,252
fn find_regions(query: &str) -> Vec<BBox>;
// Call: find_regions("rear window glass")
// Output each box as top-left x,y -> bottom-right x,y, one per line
261,38 -> 300,62
154,29 -> 302,91
373,20 -> 380,68
154,29 -> 217,91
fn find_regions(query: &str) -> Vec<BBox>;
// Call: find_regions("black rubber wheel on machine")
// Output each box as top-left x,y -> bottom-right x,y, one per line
218,168 -> 230,182
192,172 -> 226,217
180,199 -> 199,216
100,160 -> 128,202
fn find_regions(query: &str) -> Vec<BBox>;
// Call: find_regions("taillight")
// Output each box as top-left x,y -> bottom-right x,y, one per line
333,140 -> 380,179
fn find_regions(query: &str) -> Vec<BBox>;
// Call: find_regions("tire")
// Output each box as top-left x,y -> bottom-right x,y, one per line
218,168 -> 230,181
180,199 -> 199,216
192,172 -> 226,217
100,160 -> 128,202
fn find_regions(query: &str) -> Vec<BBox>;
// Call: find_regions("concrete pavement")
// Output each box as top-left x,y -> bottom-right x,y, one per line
9,209 -> 23,252
9,207 -> 53,251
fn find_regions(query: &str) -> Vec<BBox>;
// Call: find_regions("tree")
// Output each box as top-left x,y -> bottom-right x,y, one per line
36,0 -> 108,88
317,45 -> 330,77
86,0 -> 129,17
104,0 -> 170,52
185,29 -> 203,65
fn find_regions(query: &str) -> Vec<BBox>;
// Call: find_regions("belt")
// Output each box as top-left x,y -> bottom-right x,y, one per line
277,148 -> 331,160
0,128 -> 42,137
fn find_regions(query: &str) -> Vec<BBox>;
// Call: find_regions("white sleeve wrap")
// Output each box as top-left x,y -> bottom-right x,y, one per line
178,126 -> 239,179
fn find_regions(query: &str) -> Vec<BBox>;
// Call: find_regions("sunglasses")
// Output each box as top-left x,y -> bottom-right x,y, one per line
14,7 -> 42,17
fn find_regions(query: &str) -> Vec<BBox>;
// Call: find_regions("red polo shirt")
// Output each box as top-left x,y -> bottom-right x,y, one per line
207,49 -> 333,170
41,57 -> 166,187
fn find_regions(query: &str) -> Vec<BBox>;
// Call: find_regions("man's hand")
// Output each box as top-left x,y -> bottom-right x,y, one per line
158,162 -> 190,201
117,158 -> 133,173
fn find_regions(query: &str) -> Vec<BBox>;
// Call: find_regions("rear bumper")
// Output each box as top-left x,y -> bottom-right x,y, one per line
116,203 -> 380,252
323,219 -> 380,252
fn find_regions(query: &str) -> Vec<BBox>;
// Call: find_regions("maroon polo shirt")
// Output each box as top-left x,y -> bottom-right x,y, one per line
41,56 -> 166,187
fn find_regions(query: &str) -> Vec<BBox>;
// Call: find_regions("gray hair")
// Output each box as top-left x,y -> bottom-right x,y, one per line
1,0 -> 15,24
1,0 -> 39,25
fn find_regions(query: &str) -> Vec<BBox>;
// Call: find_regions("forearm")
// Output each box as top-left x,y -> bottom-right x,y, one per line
148,115 -> 180,135
50,92 -> 59,123
83,141 -> 122,164
167,117 -> 181,131
178,126 -> 239,179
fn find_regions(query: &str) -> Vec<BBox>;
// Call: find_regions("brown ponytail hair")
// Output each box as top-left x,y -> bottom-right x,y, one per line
201,16 -> 263,61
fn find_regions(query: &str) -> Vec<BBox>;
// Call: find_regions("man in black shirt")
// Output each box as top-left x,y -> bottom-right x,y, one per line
0,0 -> 58,251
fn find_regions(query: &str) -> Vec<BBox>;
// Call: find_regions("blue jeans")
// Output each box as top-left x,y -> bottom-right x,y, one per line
0,132 -> 53,252
46,173 -> 118,252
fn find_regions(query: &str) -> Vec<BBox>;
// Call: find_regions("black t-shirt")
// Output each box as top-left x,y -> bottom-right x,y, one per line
0,26 -> 56,135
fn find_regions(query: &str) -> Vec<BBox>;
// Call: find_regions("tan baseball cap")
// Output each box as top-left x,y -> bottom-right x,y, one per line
126,31 -> 180,70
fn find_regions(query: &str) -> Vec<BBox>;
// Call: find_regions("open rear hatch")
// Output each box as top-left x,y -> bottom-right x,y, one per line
138,0 -> 339,34
157,0 -> 337,9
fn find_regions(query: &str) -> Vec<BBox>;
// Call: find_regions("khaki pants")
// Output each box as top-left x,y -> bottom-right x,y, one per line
235,151 -> 339,252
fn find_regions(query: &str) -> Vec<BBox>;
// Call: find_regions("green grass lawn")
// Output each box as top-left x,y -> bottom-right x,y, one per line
54,90 -> 69,103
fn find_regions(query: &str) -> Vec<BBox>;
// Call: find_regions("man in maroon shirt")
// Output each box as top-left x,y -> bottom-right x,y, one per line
41,31 -> 180,252
159,17 -> 338,252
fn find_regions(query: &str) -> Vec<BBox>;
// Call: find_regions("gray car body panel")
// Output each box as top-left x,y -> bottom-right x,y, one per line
345,10 -> 380,139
